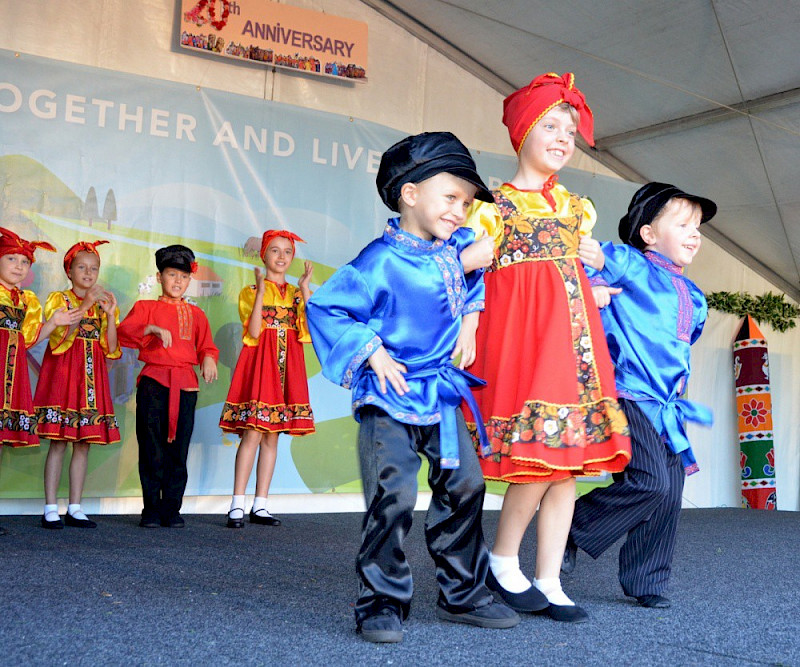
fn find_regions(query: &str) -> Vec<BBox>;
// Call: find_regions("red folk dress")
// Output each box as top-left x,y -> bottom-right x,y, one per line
34,290 -> 121,444
465,182 -> 631,483
0,285 -> 42,446
219,280 -> 314,436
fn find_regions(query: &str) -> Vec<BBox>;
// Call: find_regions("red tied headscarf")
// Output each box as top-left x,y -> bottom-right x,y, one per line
0,226 -> 56,263
63,240 -> 110,276
503,72 -> 595,153
259,230 -> 306,262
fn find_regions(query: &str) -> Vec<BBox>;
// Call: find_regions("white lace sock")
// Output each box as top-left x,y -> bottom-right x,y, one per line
44,504 -> 60,522
67,504 -> 88,521
534,577 -> 574,606
489,553 -> 532,594
229,495 -> 245,519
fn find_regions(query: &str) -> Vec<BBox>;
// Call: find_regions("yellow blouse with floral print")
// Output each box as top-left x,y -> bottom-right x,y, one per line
468,182 -> 597,250
0,285 -> 43,347
239,280 -> 311,347
44,290 -> 121,359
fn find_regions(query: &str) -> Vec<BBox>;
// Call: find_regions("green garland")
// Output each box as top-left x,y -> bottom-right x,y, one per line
706,291 -> 800,332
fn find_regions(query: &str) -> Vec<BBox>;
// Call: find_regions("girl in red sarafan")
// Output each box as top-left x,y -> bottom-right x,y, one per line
0,227 -> 79,536
219,230 -> 314,529
463,73 -> 631,622
34,240 -> 121,530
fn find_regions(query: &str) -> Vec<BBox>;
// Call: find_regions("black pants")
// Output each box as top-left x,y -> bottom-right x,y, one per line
570,398 -> 685,597
354,406 -> 493,625
135,376 -> 197,521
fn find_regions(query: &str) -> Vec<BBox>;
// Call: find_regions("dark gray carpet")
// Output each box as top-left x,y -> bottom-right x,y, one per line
1,508 -> 797,666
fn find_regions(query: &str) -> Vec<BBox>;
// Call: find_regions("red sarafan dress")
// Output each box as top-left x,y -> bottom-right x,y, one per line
0,284 -> 43,446
34,290 -> 121,444
464,182 -> 631,483
219,280 -> 314,436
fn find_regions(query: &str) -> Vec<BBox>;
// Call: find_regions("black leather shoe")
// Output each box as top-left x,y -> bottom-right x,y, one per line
41,515 -> 64,530
139,514 -> 161,528
226,510 -> 244,528
485,568 -> 549,612
539,603 -> 589,623
358,607 -> 403,643
636,595 -> 671,608
162,514 -> 185,528
249,509 -> 281,526
64,513 -> 97,529
561,536 -> 577,574
436,600 -> 520,629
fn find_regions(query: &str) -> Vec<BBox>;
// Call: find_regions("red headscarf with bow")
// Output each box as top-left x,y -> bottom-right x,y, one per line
503,72 -> 595,154
0,226 -> 56,263
259,230 -> 306,262
63,240 -> 110,276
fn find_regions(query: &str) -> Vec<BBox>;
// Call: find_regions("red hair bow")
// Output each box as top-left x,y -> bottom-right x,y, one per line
63,240 -> 110,276
0,226 -> 56,263
503,72 -> 595,153
259,230 -> 306,262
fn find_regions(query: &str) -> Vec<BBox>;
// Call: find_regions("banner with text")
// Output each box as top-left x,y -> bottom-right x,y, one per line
179,0 -> 368,80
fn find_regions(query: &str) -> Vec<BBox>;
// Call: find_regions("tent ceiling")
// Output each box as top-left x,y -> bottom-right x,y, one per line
362,0 -> 800,300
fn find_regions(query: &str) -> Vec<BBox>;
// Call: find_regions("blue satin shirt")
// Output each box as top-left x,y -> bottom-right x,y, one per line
306,218 -> 486,468
586,245 -> 712,474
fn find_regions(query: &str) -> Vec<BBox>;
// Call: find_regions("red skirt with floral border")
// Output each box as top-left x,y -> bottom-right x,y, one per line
33,341 -> 120,444
464,259 -> 631,483
219,327 -> 314,437
0,330 -> 38,447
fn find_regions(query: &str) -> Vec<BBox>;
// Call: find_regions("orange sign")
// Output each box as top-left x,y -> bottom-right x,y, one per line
179,0 -> 368,81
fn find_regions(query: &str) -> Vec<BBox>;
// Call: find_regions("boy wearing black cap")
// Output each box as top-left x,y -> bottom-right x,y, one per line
562,183 -> 715,609
307,132 -> 519,642
118,245 -> 219,528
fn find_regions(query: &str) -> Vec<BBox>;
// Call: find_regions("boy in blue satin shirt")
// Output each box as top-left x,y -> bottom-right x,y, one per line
563,182 -> 716,609
307,132 -> 518,643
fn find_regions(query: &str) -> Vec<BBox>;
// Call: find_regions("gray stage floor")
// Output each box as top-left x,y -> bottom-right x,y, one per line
1,508 -> 797,666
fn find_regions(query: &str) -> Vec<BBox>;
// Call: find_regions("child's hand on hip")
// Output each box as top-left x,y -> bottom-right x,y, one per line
368,345 -> 409,396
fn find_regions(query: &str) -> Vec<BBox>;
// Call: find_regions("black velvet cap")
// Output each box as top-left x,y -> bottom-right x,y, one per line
376,131 -> 493,212
155,244 -> 195,273
619,182 -> 717,250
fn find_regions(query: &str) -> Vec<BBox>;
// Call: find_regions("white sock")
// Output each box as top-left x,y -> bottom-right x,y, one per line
229,495 -> 245,519
252,496 -> 268,515
68,504 -> 88,521
534,577 -> 574,606
489,552 -> 532,594
44,504 -> 60,522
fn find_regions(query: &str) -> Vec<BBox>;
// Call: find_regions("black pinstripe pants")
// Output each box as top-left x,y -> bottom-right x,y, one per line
570,398 -> 684,597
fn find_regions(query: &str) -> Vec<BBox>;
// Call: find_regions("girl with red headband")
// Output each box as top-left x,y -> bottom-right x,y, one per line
34,240 -> 121,530
463,73 -> 631,621
0,227 -> 82,536
219,230 -> 315,528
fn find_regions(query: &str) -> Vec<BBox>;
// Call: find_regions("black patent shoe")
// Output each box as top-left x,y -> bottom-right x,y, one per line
226,510 -> 244,528
41,515 -> 64,530
249,509 -> 281,526
65,513 -> 97,529
358,607 -> 403,643
539,603 -> 589,623
485,567 -> 549,612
